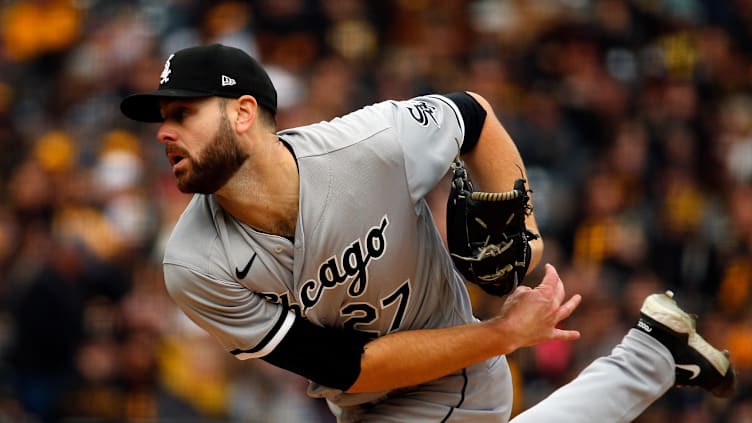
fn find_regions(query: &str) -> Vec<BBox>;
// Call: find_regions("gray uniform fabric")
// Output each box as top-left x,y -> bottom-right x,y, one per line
162,94 -> 673,421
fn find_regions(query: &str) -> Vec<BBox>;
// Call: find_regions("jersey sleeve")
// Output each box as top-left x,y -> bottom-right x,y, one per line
163,263 -> 295,359
389,94 -> 466,204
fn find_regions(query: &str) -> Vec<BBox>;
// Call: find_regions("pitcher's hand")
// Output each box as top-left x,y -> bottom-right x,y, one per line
492,263 -> 581,351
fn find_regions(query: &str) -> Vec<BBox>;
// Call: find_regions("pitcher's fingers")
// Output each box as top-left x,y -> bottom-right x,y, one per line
556,294 -> 582,323
539,263 -> 560,291
542,263 -> 566,304
515,285 -> 532,294
552,328 -> 581,342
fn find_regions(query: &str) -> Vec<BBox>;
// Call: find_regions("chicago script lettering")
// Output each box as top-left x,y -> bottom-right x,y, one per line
301,215 -> 389,308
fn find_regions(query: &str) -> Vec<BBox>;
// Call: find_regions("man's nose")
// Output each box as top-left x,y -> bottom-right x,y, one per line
157,123 -> 177,144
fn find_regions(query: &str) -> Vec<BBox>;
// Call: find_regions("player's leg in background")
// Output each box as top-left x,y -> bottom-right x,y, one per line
511,291 -> 735,423
510,328 -> 674,423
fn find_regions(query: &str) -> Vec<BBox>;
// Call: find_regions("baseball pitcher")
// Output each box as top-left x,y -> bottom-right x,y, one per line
120,44 -> 735,422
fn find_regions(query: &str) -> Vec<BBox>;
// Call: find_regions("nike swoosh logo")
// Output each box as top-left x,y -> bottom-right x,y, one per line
676,364 -> 701,380
235,253 -> 257,279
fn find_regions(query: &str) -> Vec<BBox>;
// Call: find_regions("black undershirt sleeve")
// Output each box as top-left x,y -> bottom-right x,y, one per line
443,91 -> 487,155
261,316 -> 376,391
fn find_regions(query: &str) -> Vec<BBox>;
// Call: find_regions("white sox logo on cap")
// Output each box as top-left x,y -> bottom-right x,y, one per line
160,54 -> 175,85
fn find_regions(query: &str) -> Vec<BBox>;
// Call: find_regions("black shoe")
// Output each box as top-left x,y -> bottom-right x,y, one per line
634,290 -> 736,398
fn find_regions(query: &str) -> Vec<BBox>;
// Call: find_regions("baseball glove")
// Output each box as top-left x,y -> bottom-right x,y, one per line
446,158 -> 539,296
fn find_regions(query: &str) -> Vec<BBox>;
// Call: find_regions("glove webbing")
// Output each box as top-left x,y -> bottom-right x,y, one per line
470,190 -> 522,202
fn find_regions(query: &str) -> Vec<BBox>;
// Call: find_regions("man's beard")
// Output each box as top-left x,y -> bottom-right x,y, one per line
176,116 -> 249,194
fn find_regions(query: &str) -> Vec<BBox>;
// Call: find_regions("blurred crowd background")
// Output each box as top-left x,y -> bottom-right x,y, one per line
1,0 -> 752,422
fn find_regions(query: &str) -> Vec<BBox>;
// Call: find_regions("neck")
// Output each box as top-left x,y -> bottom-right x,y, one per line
214,134 -> 299,237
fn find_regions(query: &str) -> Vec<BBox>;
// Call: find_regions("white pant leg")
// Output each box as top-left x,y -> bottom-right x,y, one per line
511,329 -> 675,423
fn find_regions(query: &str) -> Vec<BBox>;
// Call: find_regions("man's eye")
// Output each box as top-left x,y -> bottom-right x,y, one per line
170,108 -> 189,122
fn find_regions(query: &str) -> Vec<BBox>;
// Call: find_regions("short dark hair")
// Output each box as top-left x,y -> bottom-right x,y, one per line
256,106 -> 277,131
218,97 -> 276,130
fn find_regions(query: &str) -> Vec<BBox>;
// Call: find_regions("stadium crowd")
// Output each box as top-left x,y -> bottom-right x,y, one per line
0,0 -> 751,421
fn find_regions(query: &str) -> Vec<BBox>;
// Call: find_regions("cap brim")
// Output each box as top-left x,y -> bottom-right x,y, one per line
120,89 -> 213,122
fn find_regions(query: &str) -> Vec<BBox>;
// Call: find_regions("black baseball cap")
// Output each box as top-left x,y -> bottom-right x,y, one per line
120,44 -> 277,122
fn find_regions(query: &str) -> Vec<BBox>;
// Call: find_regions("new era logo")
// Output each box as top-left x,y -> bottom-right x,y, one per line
221,75 -> 236,87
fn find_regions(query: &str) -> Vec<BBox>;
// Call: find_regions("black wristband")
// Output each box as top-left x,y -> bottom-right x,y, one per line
261,317 -> 376,391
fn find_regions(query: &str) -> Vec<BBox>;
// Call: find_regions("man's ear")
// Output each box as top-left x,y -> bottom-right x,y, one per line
235,95 -> 258,133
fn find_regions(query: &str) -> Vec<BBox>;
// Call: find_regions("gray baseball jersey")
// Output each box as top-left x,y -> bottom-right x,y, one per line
163,94 -> 494,406
163,94 -> 674,422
